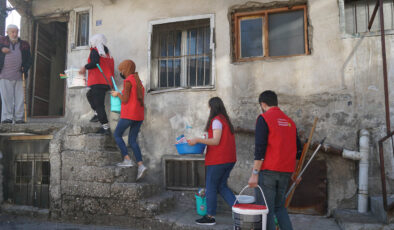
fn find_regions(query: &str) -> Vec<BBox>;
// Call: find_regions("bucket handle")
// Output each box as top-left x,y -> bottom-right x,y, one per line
233,185 -> 269,212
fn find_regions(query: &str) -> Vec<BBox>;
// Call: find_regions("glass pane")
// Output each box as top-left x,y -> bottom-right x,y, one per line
160,32 -> 167,57
382,0 -> 394,30
204,56 -> 211,85
197,28 -> 204,55
16,161 -> 32,184
168,60 -> 174,87
268,10 -> 305,57
355,1 -> 368,33
188,29 -> 197,55
77,12 -> 89,46
345,2 -> 356,34
168,31 -> 174,57
204,27 -> 210,53
35,161 -> 50,185
174,59 -> 181,87
159,60 -> 167,87
188,57 -> 197,86
175,31 -> 182,56
197,57 -> 204,86
240,17 -> 263,58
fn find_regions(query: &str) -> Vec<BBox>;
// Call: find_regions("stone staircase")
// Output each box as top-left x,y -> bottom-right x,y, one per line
59,126 -> 175,225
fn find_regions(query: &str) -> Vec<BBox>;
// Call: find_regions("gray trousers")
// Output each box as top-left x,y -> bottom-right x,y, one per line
0,79 -> 24,121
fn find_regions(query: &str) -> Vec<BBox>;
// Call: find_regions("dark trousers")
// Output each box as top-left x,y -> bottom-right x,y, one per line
86,84 -> 109,124
255,170 -> 293,230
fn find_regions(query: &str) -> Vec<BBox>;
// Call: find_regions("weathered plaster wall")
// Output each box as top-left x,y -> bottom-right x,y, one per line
28,0 -> 394,213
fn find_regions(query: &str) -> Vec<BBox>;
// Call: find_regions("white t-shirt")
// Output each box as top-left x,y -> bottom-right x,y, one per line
212,119 -> 223,130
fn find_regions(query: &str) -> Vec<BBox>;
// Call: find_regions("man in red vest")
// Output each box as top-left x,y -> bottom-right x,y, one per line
248,90 -> 302,230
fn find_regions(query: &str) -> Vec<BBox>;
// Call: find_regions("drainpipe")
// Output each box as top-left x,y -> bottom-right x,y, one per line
342,129 -> 370,213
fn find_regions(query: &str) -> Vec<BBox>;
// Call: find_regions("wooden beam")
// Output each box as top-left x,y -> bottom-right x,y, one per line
9,135 -> 53,140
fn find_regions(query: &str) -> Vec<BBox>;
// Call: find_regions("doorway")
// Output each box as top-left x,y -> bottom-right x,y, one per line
31,20 -> 67,117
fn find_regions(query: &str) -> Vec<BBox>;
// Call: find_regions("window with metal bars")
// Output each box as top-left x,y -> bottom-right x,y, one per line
4,138 -> 51,209
344,0 -> 394,34
151,18 -> 213,90
164,158 -> 205,190
76,11 -> 89,47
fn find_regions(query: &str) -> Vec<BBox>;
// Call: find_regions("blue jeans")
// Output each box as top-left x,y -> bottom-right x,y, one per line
206,162 -> 236,216
113,118 -> 143,162
255,170 -> 293,230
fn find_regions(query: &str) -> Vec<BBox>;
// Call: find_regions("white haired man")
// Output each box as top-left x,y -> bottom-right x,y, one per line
0,24 -> 31,124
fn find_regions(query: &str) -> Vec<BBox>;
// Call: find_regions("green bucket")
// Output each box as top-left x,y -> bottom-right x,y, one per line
195,195 -> 207,216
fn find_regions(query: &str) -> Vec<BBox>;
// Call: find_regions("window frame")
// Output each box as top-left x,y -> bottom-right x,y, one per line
72,7 -> 92,51
339,0 -> 394,38
148,14 -> 215,94
233,5 -> 309,62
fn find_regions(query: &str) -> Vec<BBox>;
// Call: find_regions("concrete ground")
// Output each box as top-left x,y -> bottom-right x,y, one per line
0,211 -> 341,230
153,205 -> 341,230
0,214 -> 137,230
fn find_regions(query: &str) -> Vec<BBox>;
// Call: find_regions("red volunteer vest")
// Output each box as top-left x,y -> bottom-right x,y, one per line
87,48 -> 114,87
120,74 -> 145,121
205,115 -> 236,166
260,107 -> 297,172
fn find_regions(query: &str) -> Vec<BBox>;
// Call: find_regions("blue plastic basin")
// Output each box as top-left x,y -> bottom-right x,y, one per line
175,143 -> 206,155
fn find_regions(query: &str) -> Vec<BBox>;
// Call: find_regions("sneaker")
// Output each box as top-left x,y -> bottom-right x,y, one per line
90,115 -> 99,122
116,159 -> 134,167
1,119 -> 12,124
195,215 -> 216,225
15,120 -> 25,124
137,165 -> 147,181
96,127 -> 110,135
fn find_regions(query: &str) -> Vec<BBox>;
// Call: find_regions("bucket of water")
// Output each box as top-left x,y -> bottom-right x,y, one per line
195,195 -> 207,216
232,185 -> 269,230
64,68 -> 86,89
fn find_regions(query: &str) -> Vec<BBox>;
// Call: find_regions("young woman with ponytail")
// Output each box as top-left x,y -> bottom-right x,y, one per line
188,97 -> 237,225
111,59 -> 147,180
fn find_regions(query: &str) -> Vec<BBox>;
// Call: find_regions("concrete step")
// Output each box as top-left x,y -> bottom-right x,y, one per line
132,191 -> 176,218
63,133 -> 117,151
61,165 -> 137,183
61,150 -> 122,167
333,209 -> 394,230
61,190 -> 175,221
371,195 -> 394,224
110,182 -> 160,200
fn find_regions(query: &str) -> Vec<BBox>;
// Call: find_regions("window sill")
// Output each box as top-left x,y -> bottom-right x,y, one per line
71,46 -> 90,51
342,30 -> 394,39
148,86 -> 215,94
233,53 -> 310,63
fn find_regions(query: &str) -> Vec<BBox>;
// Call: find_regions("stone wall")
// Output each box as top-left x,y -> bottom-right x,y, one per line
12,0 -> 394,213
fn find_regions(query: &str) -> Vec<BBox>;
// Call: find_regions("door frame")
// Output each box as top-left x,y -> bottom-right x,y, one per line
30,16 -> 68,118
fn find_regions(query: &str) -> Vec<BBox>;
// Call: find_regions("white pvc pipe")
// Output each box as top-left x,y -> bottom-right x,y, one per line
342,129 -> 370,213
358,129 -> 369,213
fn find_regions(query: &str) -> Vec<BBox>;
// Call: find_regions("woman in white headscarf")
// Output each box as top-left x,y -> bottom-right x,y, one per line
79,34 -> 114,134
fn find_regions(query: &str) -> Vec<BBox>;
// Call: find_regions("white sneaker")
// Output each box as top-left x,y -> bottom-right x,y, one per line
116,159 -> 134,167
137,165 -> 147,180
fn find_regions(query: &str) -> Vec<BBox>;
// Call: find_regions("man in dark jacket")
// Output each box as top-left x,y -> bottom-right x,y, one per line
0,24 -> 32,123
248,90 -> 302,230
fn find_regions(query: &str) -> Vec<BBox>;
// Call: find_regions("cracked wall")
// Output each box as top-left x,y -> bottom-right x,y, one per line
17,0 -> 394,214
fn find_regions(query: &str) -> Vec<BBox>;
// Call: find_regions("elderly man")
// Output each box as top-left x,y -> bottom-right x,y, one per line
0,24 -> 31,124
